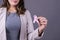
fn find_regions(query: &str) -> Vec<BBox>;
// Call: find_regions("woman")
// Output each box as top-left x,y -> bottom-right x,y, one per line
0,0 -> 48,40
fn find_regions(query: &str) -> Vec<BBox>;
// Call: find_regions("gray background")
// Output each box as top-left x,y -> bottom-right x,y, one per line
0,0 -> 60,40
24,0 -> 60,40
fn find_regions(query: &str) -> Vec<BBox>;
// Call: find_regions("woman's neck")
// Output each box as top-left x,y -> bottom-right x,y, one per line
8,6 -> 17,13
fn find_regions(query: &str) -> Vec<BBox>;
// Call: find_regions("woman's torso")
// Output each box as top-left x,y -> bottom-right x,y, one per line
5,12 -> 21,40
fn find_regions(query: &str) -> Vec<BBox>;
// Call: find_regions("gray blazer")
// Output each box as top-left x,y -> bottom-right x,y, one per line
0,8 -> 44,40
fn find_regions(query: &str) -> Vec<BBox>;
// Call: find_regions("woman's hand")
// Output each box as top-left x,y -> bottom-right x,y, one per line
37,16 -> 48,34
33,15 -> 48,36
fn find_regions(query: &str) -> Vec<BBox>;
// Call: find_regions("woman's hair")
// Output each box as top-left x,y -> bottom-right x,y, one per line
1,0 -> 26,15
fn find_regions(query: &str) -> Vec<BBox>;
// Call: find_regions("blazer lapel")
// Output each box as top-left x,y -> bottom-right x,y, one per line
19,14 -> 28,40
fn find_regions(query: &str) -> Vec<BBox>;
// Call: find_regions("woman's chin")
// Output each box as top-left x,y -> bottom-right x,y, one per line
11,3 -> 18,6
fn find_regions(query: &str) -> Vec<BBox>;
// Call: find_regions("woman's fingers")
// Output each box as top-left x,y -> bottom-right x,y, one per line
33,15 -> 48,27
37,16 -> 48,26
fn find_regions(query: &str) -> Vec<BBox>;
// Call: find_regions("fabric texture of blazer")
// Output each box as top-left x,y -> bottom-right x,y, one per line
0,8 -> 44,40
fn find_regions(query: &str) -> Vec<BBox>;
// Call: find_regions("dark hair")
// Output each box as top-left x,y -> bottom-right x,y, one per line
1,0 -> 26,15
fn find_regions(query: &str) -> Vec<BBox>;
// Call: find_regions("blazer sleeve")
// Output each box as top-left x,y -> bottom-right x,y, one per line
0,8 -> 7,40
25,10 -> 44,40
